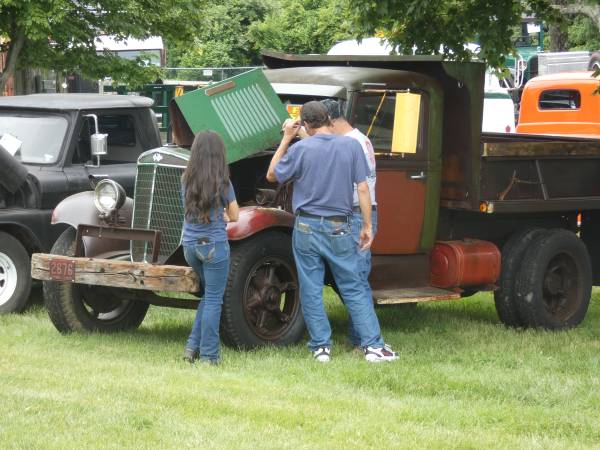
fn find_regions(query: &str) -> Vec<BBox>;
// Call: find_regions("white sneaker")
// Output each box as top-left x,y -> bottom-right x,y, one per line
364,344 -> 398,363
313,347 -> 331,363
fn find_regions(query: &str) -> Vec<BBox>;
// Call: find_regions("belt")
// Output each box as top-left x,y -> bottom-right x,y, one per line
352,205 -> 377,212
297,210 -> 347,222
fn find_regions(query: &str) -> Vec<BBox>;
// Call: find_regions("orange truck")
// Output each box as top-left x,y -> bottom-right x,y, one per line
516,71 -> 600,137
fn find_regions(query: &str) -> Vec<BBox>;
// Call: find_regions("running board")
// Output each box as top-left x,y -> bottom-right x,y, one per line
373,286 -> 460,305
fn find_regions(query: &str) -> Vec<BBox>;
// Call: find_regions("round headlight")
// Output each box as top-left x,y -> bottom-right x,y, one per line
94,179 -> 125,214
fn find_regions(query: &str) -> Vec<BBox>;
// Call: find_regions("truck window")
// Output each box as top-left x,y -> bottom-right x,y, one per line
0,114 -> 68,164
351,92 -> 423,155
73,114 -> 140,165
539,90 -> 581,110
99,115 -> 136,146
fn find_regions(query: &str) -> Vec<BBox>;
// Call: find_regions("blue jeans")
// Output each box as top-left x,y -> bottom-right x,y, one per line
347,209 -> 378,346
292,215 -> 384,351
183,240 -> 230,363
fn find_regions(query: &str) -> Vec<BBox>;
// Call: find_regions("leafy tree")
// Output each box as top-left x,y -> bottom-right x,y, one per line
248,0 -> 353,55
0,0 -> 203,94
167,0 -> 271,69
567,14 -> 600,51
343,0 -> 563,69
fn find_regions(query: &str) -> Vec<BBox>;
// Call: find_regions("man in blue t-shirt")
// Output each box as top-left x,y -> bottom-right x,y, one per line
266,101 -> 397,363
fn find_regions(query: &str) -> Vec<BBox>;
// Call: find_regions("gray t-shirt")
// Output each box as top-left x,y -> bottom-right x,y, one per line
274,134 -> 368,216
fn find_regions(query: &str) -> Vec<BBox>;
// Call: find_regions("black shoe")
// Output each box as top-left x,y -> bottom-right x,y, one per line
183,348 -> 199,363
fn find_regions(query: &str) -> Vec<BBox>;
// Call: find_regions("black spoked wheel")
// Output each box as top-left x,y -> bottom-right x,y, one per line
221,232 -> 304,348
242,256 -> 300,341
515,229 -> 592,329
44,227 -> 149,333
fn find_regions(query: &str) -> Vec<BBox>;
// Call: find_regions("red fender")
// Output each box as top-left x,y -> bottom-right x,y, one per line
51,191 -> 133,257
227,206 -> 294,241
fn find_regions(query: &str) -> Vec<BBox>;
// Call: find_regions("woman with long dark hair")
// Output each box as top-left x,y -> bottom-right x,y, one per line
181,131 -> 239,365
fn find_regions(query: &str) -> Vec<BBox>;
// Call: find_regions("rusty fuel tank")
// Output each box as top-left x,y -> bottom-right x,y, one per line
430,239 -> 500,288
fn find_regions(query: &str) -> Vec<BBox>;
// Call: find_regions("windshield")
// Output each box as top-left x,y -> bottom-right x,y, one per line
0,114 -> 68,164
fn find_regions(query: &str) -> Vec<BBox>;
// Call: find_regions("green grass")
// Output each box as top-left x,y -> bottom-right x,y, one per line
2,287 -> 600,449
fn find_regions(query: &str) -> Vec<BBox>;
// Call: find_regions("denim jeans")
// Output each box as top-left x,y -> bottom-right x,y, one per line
183,240 -> 230,363
292,215 -> 384,351
347,209 -> 378,346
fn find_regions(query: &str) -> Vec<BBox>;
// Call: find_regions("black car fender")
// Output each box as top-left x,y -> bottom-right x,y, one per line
51,191 -> 134,257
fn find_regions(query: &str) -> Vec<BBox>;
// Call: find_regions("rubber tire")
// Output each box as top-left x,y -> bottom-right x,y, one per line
44,227 -> 149,333
220,232 -> 305,349
0,231 -> 32,314
588,52 -> 600,71
494,228 -> 546,327
515,229 -> 592,330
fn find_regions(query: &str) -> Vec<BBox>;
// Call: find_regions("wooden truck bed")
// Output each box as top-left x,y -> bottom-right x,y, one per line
441,132 -> 600,214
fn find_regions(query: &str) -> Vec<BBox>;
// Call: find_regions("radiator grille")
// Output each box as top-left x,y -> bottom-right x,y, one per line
131,163 -> 185,263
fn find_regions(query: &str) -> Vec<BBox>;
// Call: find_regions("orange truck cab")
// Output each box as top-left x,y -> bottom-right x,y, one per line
517,72 -> 600,137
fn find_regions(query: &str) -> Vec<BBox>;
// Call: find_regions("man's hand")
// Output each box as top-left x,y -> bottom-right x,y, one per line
267,119 -> 298,183
282,118 -> 300,140
359,225 -> 373,250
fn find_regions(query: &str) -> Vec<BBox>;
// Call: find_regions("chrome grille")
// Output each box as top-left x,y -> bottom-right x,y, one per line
131,163 -> 185,263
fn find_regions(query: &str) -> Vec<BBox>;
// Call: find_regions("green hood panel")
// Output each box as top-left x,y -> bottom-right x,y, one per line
171,68 -> 290,163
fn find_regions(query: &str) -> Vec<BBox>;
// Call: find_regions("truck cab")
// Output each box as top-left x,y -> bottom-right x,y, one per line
0,94 -> 161,313
516,72 -> 600,137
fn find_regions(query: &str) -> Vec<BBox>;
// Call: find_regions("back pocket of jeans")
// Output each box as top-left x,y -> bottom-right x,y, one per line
195,242 -> 215,262
330,232 -> 354,256
294,223 -> 312,254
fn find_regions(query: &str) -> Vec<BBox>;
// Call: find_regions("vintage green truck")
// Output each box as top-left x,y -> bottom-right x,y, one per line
31,52 -> 600,348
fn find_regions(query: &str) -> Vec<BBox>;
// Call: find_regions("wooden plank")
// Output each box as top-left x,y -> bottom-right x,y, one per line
483,141 -> 600,158
373,286 -> 460,305
31,253 -> 199,292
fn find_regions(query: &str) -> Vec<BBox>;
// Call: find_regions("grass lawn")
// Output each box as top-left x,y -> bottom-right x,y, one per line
1,287 -> 600,449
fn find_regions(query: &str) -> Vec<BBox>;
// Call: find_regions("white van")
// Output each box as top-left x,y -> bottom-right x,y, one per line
483,71 -> 516,133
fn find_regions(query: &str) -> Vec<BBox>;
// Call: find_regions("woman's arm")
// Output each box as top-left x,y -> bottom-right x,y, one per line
225,200 -> 239,222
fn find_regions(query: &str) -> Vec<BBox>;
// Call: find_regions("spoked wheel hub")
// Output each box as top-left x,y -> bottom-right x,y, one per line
243,258 -> 299,341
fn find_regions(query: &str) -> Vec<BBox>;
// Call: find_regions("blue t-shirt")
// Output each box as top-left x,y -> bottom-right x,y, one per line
274,134 -> 368,216
181,180 -> 236,244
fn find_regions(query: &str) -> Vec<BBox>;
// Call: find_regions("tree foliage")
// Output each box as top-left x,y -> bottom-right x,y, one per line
0,0 -> 203,93
167,0 -> 353,69
248,0 -> 353,55
343,0 -> 562,69
167,0 -> 271,68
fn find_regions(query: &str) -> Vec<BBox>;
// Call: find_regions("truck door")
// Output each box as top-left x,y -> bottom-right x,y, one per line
64,111 -> 144,197
350,89 -> 434,255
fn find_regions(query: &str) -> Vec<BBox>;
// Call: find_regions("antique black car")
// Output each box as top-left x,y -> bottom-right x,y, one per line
0,94 -> 161,313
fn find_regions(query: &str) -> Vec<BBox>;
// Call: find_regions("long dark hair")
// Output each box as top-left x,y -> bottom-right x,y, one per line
182,131 -> 230,223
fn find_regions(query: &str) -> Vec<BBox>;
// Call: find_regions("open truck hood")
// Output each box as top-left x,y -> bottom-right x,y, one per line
168,68 -> 290,163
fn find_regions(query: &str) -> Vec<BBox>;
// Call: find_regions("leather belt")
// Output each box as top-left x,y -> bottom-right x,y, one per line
297,210 -> 347,222
352,205 -> 377,212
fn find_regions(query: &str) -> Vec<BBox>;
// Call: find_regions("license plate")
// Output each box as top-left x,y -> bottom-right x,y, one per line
49,258 -> 76,282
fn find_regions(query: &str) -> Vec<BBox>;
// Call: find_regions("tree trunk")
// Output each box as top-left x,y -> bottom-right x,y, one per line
549,24 -> 569,52
0,29 -> 26,96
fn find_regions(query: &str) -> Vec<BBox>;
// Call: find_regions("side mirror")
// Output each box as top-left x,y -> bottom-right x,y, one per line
84,114 -> 108,167
90,133 -> 108,156
391,92 -> 421,155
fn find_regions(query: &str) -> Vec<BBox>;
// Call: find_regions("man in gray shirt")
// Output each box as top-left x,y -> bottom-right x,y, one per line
266,101 -> 397,363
